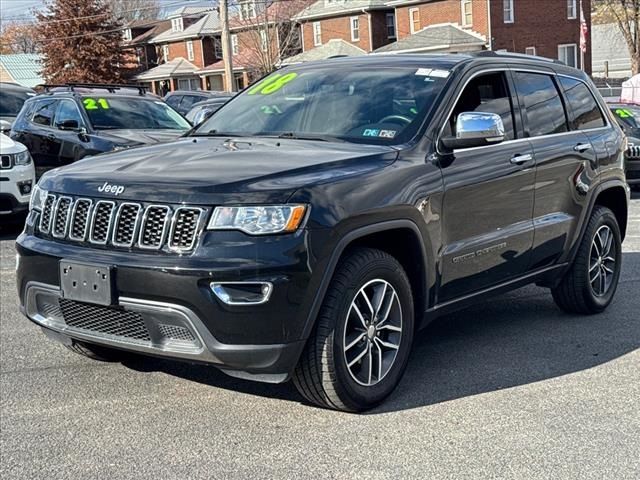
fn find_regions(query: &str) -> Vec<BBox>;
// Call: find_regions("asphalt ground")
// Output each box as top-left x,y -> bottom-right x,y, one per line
1,192 -> 638,479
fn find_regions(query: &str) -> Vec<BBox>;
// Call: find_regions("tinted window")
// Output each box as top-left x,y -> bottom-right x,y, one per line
514,72 -> 568,137
165,95 -> 181,108
31,100 -> 58,127
559,77 -> 606,130
55,100 -> 84,129
195,65 -> 451,145
180,95 -> 202,110
611,106 -> 640,130
0,89 -> 34,115
448,72 -> 516,140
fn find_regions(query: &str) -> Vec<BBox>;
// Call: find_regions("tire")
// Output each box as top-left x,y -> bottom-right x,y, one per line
293,247 -> 415,412
551,206 -> 622,314
65,341 -> 132,362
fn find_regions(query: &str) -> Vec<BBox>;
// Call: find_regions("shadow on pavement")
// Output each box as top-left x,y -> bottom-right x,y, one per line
122,251 -> 640,414
0,214 -> 26,241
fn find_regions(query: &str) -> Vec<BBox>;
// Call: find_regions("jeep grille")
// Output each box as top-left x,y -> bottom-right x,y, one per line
37,194 -> 206,253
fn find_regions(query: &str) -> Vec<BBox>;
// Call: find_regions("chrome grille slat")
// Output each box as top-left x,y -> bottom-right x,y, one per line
39,194 -> 56,234
138,205 -> 171,250
112,203 -> 142,247
52,196 -> 72,238
37,195 -> 203,253
68,199 -> 93,241
89,201 -> 116,245
168,207 -> 204,252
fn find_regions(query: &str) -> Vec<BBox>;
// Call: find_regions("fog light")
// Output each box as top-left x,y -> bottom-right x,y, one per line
210,282 -> 273,305
18,180 -> 32,195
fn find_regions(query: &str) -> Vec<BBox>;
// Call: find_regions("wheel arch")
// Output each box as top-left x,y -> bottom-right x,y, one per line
301,220 -> 431,341
593,184 -> 629,240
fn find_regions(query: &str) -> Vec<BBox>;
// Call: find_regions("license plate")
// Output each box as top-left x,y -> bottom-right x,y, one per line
60,260 -> 114,306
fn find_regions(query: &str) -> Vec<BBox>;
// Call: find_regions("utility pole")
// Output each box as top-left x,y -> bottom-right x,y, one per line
219,0 -> 235,92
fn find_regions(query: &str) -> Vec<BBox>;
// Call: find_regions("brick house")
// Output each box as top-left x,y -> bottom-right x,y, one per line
387,0 -> 592,72
121,19 -> 171,76
294,0 -> 398,53
135,7 -> 222,93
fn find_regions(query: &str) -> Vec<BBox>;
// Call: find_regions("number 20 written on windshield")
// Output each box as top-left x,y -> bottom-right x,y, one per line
248,73 -> 298,95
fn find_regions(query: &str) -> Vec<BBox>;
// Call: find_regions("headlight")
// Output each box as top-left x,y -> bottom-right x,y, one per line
14,150 -> 32,166
207,205 -> 306,235
29,184 -> 48,211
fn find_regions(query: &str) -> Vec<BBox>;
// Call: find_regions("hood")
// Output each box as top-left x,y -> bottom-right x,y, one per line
39,136 -> 398,205
0,133 -> 27,154
97,129 -> 187,146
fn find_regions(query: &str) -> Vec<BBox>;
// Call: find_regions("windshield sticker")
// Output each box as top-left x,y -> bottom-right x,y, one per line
260,105 -> 283,114
429,69 -> 450,78
379,130 -> 397,139
83,98 -> 110,110
415,68 -> 449,79
615,108 -> 635,118
415,68 -> 433,76
248,72 -> 298,95
363,129 -> 397,139
363,129 -> 380,137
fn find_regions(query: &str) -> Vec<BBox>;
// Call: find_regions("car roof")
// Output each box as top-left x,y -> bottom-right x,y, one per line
0,82 -> 36,93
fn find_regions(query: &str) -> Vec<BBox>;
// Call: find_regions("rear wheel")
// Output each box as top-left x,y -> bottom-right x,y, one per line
65,341 -> 133,362
293,248 -> 414,412
551,206 -> 622,314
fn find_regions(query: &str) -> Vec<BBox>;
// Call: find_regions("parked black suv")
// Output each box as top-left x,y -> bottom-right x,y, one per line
164,90 -> 229,116
17,54 -> 629,411
608,103 -> 640,186
0,82 -> 36,131
10,84 -> 190,177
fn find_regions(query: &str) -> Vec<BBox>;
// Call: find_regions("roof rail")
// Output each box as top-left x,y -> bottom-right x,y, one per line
471,50 -> 564,65
40,83 -> 149,96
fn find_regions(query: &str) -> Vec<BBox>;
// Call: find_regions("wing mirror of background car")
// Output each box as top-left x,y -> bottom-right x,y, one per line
0,119 -> 11,134
441,112 -> 505,151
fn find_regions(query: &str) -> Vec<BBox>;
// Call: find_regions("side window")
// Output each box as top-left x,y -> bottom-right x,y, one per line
558,77 -> 606,130
55,100 -> 84,129
31,100 -> 58,127
448,72 -> 516,140
514,72 -> 568,137
165,95 -> 181,108
180,95 -> 201,111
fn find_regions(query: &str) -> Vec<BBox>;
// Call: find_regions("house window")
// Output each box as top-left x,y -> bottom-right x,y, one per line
409,8 -> 420,34
386,13 -> 396,38
122,28 -> 132,41
461,0 -> 473,27
313,22 -> 322,46
350,17 -> 360,42
567,0 -> 577,19
558,43 -> 577,67
239,1 -> 257,20
214,38 -> 223,58
503,0 -> 514,23
186,41 -> 194,61
525,46 -> 536,55
171,18 -> 183,32
260,30 -> 268,52
162,45 -> 169,62
231,34 -> 239,55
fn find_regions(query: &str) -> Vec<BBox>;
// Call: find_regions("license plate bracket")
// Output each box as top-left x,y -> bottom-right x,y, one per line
59,260 -> 114,306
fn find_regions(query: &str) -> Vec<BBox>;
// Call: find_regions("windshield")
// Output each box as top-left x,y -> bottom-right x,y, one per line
0,89 -> 35,116
81,96 -> 191,130
611,106 -> 640,130
194,65 -> 451,144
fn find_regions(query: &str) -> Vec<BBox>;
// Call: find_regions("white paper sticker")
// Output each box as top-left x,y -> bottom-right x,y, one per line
429,69 -> 450,78
415,68 -> 433,76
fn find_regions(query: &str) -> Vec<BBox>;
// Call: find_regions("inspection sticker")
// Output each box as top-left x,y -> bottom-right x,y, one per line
363,129 -> 380,137
379,130 -> 397,138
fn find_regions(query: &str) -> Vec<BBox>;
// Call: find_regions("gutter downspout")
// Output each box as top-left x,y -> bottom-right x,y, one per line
364,9 -> 372,51
486,0 -> 493,50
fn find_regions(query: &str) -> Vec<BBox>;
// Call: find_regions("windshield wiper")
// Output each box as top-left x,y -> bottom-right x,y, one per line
191,129 -> 248,137
275,132 -> 344,142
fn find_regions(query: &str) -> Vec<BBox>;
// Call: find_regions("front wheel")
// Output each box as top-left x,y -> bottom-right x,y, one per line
293,248 -> 415,412
551,206 -> 622,314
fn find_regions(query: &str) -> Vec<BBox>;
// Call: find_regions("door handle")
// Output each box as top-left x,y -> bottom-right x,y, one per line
510,154 -> 533,165
574,143 -> 592,153
46,133 -> 57,140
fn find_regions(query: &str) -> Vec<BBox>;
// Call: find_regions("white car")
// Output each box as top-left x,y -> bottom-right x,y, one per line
0,133 -> 35,216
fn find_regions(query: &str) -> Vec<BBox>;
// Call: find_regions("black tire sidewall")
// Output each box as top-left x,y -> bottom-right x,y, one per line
330,256 -> 414,409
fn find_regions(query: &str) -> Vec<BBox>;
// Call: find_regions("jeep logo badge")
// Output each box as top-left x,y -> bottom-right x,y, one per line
97,181 -> 125,196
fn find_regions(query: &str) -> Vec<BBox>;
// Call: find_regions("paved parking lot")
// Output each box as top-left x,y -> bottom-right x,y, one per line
1,193 -> 639,480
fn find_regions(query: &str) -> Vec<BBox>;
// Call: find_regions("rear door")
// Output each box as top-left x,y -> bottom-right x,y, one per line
511,71 -> 598,268
438,69 -> 536,302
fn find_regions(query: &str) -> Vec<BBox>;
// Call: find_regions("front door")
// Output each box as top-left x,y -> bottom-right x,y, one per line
438,70 -> 536,302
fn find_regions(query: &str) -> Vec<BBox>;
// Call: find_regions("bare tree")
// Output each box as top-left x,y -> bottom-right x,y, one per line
111,0 -> 161,23
594,0 -> 640,75
233,0 -> 312,79
0,22 -> 39,54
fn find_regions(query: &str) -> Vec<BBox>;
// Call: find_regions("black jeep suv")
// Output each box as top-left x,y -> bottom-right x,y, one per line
10,84 -> 190,177
17,53 -> 629,411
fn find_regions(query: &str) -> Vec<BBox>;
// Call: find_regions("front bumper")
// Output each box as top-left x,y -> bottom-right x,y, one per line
0,163 -> 34,214
16,213 -> 319,382
625,157 -> 640,185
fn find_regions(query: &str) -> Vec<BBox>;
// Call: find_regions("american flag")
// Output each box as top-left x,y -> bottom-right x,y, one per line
579,0 -> 588,53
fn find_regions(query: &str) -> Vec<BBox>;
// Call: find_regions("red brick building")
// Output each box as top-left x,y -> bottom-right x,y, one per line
388,0 -> 591,71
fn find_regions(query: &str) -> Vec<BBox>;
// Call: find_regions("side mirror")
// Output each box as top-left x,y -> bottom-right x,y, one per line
441,112 -> 505,151
0,119 -> 12,134
57,119 -> 80,131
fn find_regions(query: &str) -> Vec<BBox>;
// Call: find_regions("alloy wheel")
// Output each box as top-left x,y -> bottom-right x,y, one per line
589,225 -> 617,297
343,279 -> 403,387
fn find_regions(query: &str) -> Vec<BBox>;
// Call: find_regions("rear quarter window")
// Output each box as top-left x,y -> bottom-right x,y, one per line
559,77 -> 606,130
